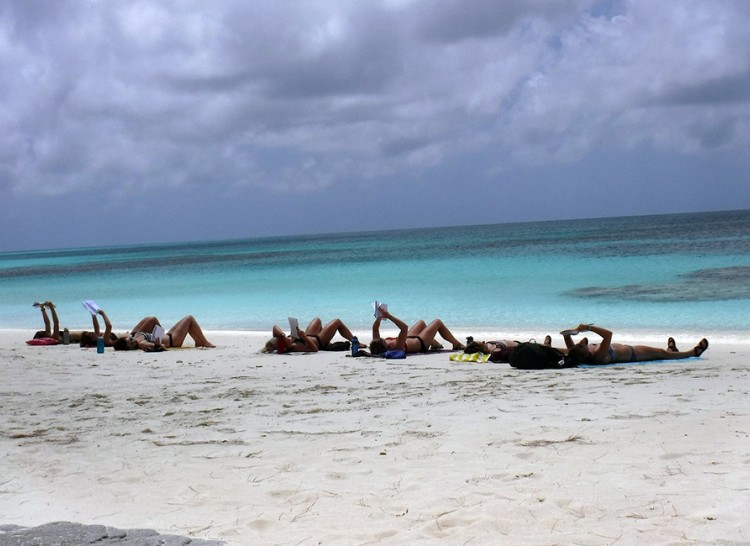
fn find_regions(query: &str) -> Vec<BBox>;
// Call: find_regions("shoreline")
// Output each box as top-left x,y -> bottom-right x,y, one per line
2,329 -> 748,544
3,326 -> 748,347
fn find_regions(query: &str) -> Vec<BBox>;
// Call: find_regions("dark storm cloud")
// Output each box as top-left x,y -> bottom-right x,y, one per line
411,0 -> 581,43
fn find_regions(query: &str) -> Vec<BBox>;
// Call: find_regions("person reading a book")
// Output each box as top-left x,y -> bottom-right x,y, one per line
78,301 -> 133,347
32,300 -> 114,345
369,306 -> 465,355
562,324 -> 709,365
113,315 -> 215,351
263,317 -> 360,353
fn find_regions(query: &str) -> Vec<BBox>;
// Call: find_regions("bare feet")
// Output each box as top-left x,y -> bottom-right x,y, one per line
33,302 -> 44,307
694,338 -> 709,357
667,337 -> 678,352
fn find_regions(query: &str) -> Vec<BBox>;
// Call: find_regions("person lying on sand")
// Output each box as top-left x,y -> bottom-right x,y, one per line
463,335 -> 559,362
562,324 -> 708,366
368,305 -> 465,356
113,315 -> 215,351
262,317 -> 360,353
78,307 -> 124,347
31,301 -> 112,345
32,301 -> 68,342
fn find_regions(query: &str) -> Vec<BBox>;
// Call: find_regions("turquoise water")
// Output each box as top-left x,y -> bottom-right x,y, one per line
2,210 -> 749,341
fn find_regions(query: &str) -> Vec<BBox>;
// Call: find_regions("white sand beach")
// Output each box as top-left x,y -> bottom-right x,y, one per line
1,329 -> 749,545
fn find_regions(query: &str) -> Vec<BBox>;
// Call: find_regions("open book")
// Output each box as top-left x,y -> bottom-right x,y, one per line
152,325 -> 165,342
288,317 -> 301,340
82,300 -> 101,316
373,301 -> 388,318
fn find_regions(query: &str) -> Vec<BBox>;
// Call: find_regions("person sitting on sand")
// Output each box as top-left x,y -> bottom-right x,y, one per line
368,306 -> 465,355
113,315 -> 215,351
562,324 -> 709,366
262,317 -> 360,353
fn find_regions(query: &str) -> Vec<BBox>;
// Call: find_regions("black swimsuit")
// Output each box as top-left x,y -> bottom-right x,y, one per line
407,335 -> 428,353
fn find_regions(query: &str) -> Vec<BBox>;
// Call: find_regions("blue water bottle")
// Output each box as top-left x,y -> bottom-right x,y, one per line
351,336 -> 359,357
97,336 -> 105,354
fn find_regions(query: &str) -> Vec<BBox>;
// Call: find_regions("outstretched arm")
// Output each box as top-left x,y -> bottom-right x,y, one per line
372,317 -> 383,340
379,308 -> 408,351
99,310 -> 113,345
579,324 -> 613,361
91,314 -> 101,337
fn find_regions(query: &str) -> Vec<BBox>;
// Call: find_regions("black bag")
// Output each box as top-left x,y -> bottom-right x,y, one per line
509,342 -> 567,369
488,345 -> 514,363
325,341 -> 351,351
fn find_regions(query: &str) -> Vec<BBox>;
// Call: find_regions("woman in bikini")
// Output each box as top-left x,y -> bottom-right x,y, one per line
562,324 -> 709,365
32,301 -> 115,345
369,306 -> 465,355
32,301 -> 67,342
113,315 -> 215,351
263,317 -> 358,353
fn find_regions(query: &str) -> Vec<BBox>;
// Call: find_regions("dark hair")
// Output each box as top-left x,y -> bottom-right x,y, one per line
33,330 -> 48,339
369,338 -> 388,355
113,337 -> 131,351
565,345 -> 592,366
79,331 -> 96,347
464,340 -> 485,354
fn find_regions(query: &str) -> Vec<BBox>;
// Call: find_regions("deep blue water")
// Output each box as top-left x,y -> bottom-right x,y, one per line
2,210 -> 749,342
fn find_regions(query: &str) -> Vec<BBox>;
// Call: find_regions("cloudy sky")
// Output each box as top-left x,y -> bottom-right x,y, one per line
1,0 -> 749,251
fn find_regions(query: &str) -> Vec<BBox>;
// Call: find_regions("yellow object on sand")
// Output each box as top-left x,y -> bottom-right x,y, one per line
449,352 -> 490,363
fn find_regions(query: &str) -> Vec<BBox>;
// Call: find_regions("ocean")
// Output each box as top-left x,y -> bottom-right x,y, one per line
2,210 -> 749,343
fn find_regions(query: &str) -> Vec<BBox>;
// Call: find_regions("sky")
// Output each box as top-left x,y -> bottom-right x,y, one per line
1,0 -> 749,252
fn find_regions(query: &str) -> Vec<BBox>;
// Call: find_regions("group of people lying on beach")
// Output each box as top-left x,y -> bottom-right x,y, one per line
263,304 -> 709,366
31,301 -> 215,351
31,301 -> 709,364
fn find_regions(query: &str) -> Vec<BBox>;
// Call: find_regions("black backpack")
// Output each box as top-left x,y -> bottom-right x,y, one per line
509,342 -> 568,369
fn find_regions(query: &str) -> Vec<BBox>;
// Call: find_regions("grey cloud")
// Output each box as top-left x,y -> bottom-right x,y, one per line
651,70 -> 750,106
410,0 -> 582,43
2,0 -> 750,201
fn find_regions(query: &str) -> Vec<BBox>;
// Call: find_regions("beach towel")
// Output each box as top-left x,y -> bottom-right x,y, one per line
26,337 -> 59,346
